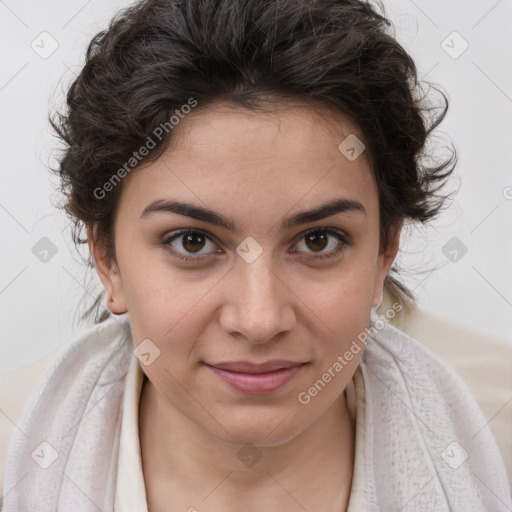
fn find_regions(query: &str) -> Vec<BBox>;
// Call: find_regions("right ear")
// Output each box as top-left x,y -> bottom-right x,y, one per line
87,224 -> 127,315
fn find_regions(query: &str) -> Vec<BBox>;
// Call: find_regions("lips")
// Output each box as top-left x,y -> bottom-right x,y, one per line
204,360 -> 307,394
206,360 -> 305,374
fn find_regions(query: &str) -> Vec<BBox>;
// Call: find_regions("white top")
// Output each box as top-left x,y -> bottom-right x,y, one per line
113,353 -> 367,511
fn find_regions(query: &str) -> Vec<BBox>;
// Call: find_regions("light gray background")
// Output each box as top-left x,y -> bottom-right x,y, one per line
1,0 -> 511,374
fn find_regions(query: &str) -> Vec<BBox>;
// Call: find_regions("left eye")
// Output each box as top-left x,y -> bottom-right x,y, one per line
292,228 -> 349,260
162,227 -> 349,262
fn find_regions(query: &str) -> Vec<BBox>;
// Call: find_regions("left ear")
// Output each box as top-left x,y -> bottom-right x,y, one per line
372,218 -> 404,308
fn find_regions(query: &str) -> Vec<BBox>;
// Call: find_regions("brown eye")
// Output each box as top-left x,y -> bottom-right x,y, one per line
182,232 -> 206,253
293,228 -> 350,261
304,232 -> 329,252
162,229 -> 221,262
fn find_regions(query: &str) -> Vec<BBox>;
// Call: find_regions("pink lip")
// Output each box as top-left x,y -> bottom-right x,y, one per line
208,360 -> 305,373
205,363 -> 306,394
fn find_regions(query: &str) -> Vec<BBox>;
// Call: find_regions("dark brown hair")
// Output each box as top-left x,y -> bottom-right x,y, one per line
49,0 -> 456,324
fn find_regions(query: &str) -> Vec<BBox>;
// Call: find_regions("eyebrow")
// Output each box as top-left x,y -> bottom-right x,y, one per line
139,197 -> 366,231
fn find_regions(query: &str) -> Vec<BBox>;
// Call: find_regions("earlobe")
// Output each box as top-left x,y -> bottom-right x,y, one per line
372,284 -> 384,309
87,224 -> 128,315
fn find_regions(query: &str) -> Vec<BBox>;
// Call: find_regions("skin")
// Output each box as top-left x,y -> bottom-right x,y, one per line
90,101 -> 402,512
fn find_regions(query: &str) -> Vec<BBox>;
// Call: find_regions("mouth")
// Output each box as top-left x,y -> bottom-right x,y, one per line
204,361 -> 307,394
206,360 -> 306,373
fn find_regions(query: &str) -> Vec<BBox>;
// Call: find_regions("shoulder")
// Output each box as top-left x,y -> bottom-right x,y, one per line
378,288 -> 512,485
0,314 -> 132,502
0,351 -> 62,497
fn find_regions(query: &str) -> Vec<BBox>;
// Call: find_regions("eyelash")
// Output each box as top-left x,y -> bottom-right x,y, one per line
161,227 -> 350,263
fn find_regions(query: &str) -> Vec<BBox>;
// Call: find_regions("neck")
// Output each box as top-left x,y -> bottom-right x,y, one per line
139,377 -> 355,511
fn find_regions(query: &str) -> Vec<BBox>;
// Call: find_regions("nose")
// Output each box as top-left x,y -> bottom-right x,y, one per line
218,255 -> 296,344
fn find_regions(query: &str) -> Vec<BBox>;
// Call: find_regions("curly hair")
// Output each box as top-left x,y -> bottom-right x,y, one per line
49,0 -> 457,324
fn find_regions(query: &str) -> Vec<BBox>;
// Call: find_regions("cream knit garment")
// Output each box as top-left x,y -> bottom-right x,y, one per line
3,312 -> 511,511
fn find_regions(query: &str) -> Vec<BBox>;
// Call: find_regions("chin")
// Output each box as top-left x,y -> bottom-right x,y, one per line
205,410 -> 308,448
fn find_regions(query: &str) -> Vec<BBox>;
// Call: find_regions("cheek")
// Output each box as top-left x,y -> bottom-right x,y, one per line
322,295 -> 371,360
317,256 -> 377,316
310,261 -> 376,360
117,241 -> 214,330
118,264 -> 218,386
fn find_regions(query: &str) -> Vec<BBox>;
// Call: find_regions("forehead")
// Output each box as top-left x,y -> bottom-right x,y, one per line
117,102 -> 379,229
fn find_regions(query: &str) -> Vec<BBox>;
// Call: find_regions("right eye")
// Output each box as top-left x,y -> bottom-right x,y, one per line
161,229 -> 223,262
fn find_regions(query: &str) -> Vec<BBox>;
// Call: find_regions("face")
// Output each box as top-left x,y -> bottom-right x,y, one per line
91,101 -> 401,447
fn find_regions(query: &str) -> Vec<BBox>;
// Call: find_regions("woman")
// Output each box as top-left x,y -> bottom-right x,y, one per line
3,0 -> 511,510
